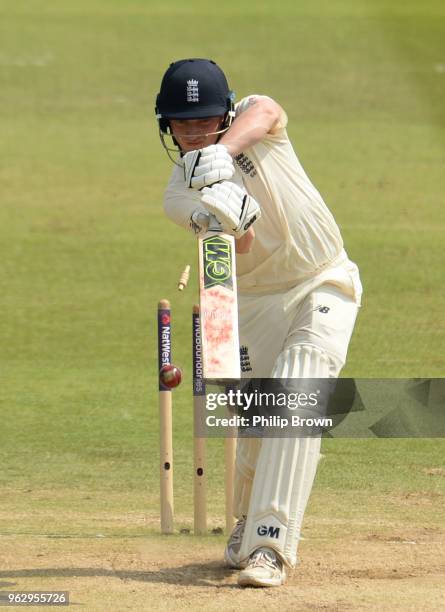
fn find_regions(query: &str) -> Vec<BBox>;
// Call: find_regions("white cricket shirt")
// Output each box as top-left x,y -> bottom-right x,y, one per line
164,95 -> 350,296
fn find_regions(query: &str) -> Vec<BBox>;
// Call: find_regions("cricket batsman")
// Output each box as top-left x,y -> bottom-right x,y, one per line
155,58 -> 362,587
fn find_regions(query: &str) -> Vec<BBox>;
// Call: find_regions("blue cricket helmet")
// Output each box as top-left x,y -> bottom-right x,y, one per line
155,58 -> 235,133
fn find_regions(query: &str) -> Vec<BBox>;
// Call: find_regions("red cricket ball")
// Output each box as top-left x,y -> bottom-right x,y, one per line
159,364 -> 182,389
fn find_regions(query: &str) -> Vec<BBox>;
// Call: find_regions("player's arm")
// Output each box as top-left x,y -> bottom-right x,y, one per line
164,184 -> 206,234
219,95 -> 284,156
235,227 -> 255,254
183,96 -> 285,190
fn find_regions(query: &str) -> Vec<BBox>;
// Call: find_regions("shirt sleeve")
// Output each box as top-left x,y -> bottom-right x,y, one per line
163,166 -> 208,234
235,95 -> 288,134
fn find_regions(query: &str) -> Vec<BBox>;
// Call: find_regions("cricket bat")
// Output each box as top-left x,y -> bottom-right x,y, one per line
198,214 -> 241,380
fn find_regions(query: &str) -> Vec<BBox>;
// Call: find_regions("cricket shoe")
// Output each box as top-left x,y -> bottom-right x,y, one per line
224,516 -> 247,569
238,547 -> 286,587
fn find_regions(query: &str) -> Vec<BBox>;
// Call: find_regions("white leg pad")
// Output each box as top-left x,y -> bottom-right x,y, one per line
238,344 -> 330,567
234,438 -> 262,518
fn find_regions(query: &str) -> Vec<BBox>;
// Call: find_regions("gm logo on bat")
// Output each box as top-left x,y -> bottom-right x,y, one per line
203,236 -> 233,289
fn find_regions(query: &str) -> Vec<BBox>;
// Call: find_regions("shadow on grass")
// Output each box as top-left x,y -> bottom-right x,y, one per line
0,562 -> 239,588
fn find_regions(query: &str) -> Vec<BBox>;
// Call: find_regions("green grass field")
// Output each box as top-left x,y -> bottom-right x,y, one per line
1,0 -> 444,610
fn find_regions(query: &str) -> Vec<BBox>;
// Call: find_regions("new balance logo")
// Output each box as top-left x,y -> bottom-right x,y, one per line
257,525 -> 280,539
187,79 -> 199,102
314,305 -> 330,314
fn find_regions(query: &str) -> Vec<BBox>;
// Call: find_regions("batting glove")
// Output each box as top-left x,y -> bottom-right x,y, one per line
201,181 -> 261,239
189,209 -> 211,235
184,144 -> 235,190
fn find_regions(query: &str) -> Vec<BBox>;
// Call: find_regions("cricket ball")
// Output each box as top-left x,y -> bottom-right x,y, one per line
159,364 -> 182,389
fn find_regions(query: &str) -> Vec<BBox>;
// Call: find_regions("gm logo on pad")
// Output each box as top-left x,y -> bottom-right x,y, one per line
257,525 -> 280,539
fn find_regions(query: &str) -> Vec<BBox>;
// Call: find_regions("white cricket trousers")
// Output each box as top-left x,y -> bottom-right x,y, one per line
233,260 -> 362,567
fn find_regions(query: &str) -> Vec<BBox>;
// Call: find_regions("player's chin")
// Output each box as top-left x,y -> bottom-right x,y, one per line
181,141 -> 205,152
181,136 -> 218,152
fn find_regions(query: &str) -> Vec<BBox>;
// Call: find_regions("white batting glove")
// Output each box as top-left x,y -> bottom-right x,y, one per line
184,144 -> 235,190
200,182 -> 261,239
189,209 -> 211,236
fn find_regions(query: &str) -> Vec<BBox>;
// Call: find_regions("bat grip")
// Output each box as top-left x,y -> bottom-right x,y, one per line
208,213 -> 223,233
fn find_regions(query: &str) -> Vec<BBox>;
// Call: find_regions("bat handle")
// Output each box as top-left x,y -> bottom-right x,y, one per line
208,213 -> 223,233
